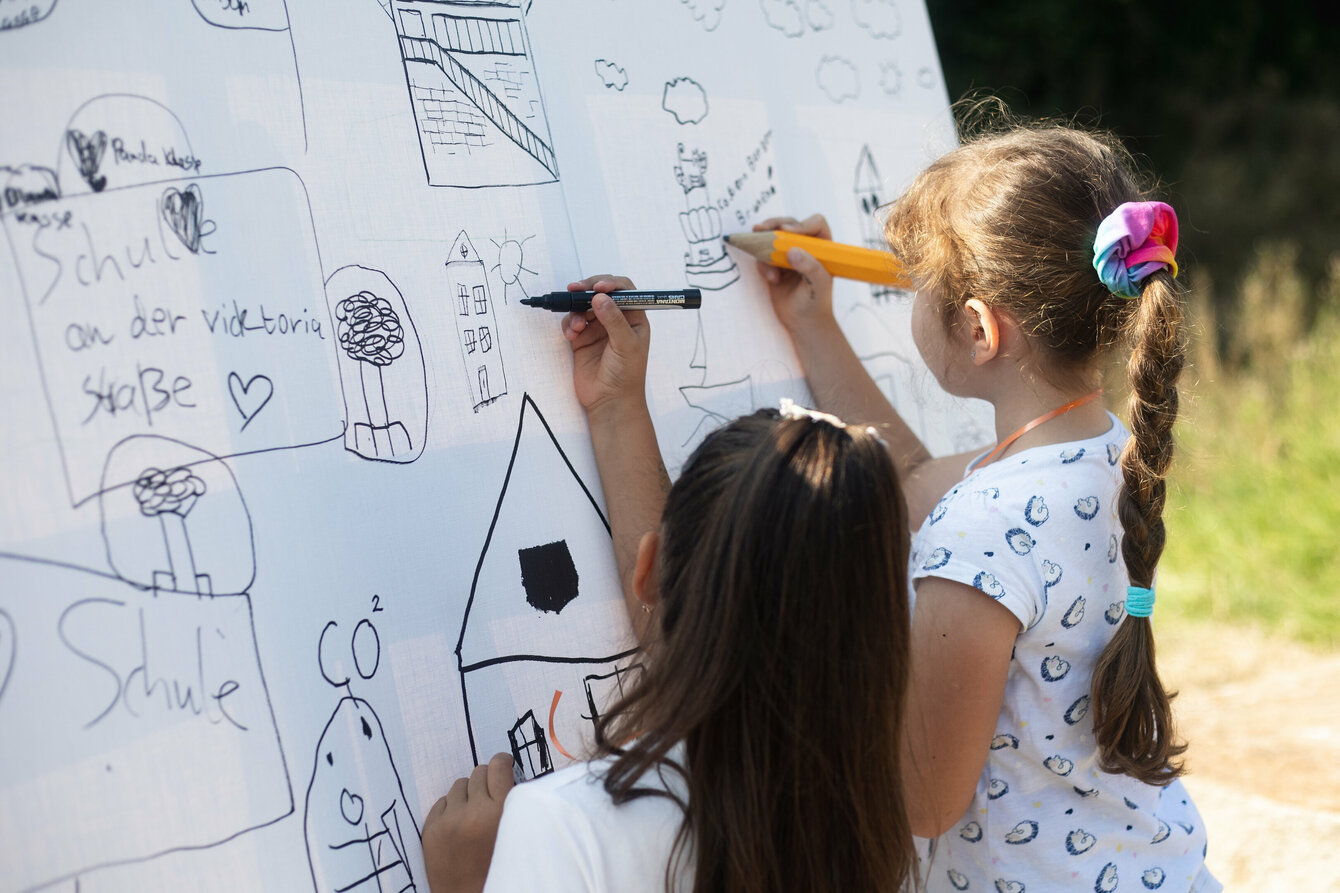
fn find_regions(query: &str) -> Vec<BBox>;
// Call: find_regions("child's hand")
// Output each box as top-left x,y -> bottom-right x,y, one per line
421,753 -> 517,893
561,274 -> 651,418
752,214 -> 836,334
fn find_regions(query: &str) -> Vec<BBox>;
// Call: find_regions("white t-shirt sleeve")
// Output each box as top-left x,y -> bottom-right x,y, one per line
911,482 -> 1045,628
482,781 -> 603,893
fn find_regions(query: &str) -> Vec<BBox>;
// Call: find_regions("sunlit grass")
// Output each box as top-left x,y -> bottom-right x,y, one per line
1160,250 -> 1340,648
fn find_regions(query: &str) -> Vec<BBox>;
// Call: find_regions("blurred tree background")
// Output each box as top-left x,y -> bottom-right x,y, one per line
925,0 -> 1340,645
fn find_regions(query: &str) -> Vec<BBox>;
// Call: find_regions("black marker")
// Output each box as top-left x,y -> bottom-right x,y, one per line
521,289 -> 702,312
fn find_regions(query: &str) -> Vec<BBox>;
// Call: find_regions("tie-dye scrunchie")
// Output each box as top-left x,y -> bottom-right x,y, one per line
1092,201 -> 1179,299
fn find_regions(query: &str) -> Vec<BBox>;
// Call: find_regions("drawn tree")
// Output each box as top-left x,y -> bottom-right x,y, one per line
132,466 -> 209,594
336,290 -> 406,442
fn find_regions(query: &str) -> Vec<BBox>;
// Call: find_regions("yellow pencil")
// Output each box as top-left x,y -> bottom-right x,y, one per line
723,230 -> 911,289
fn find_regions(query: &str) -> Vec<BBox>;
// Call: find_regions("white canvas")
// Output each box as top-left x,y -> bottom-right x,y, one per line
0,2 -> 989,890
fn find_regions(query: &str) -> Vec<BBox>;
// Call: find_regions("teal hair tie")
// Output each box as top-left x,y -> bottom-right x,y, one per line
1125,586 -> 1155,618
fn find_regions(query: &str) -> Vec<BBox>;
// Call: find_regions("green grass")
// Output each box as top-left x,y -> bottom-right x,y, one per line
1159,268 -> 1340,648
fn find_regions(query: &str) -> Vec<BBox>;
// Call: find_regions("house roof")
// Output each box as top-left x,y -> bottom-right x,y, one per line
456,394 -> 632,670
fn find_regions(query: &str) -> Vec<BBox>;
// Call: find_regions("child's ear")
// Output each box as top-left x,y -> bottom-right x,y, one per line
632,530 -> 660,608
963,298 -> 1001,365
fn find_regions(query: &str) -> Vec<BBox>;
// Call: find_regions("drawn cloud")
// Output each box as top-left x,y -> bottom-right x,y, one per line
816,56 -> 859,103
594,59 -> 628,91
879,60 -> 902,95
761,0 -> 804,36
681,0 -> 726,31
851,0 -> 901,38
662,77 -> 709,125
761,0 -> 833,35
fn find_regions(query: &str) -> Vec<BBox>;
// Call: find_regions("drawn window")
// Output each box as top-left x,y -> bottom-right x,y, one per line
478,326 -> 492,353
463,329 -> 477,354
583,663 -> 644,724
399,9 -> 426,38
509,710 -> 552,780
457,284 -> 470,317
473,284 -> 488,315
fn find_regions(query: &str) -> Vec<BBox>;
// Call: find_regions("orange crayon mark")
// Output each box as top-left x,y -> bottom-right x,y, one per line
548,690 -> 576,761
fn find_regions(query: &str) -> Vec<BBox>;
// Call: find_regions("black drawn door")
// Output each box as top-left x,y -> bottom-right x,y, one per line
478,366 -> 490,403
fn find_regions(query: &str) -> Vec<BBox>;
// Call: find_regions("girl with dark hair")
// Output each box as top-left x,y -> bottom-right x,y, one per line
755,110 -> 1218,892
422,279 -> 918,893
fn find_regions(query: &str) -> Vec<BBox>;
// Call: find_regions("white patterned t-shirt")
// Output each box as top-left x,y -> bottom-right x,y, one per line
909,414 -> 1216,893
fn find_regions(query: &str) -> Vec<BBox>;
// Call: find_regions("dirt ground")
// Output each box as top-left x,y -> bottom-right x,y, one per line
1157,622 -> 1340,891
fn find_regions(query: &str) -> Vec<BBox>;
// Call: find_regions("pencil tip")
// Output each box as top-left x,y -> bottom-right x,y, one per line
722,234 -> 733,244
520,297 -> 533,306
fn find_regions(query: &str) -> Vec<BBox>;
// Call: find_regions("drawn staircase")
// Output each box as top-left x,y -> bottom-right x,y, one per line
401,35 -> 558,179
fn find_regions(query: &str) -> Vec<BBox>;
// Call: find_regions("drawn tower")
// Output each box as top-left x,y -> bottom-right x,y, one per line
445,230 -> 507,411
456,395 -> 640,778
389,0 -> 559,187
854,145 -> 897,302
675,143 -> 739,291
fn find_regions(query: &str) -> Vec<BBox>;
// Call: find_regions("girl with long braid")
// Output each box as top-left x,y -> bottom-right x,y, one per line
755,112 -> 1218,892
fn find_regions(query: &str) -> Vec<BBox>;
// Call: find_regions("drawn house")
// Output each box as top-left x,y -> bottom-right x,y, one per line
456,394 -> 639,777
387,0 -> 558,187
446,230 -> 507,411
854,145 -> 898,302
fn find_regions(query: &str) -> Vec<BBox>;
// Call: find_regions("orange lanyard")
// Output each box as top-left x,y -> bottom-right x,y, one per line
968,391 -> 1103,473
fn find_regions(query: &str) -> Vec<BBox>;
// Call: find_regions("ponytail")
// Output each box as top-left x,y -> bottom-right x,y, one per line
1090,270 -> 1187,784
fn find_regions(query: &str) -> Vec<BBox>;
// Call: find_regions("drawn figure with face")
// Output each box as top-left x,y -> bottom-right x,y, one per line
305,619 -> 420,893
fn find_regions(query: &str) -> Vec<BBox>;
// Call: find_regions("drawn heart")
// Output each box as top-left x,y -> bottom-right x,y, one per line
161,184 -> 214,254
228,372 -> 273,431
339,789 -> 364,825
65,128 -> 108,192
0,609 -> 14,704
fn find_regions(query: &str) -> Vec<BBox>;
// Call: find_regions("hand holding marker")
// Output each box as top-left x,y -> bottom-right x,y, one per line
525,226 -> 906,317
521,289 -> 701,312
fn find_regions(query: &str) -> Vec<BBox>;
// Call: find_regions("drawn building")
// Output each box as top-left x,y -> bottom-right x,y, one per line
674,142 -> 739,291
0,436 -> 291,893
446,231 -> 507,411
305,619 -> 419,893
456,394 -> 639,777
854,145 -> 898,302
387,0 -> 558,187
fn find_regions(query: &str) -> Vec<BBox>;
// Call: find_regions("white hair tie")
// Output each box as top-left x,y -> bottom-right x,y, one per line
778,398 -> 886,445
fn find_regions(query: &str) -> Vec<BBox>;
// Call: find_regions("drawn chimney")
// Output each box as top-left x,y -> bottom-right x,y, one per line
133,466 -> 210,595
675,143 -> 739,291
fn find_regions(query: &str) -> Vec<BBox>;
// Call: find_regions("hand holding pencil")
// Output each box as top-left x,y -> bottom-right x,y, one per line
724,215 -> 911,289
724,214 -> 911,335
